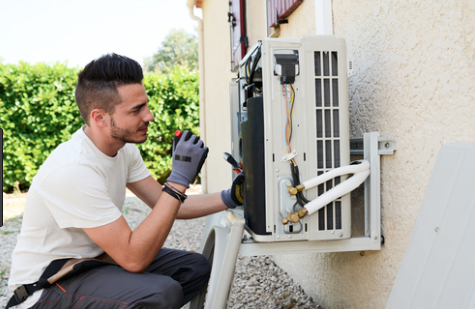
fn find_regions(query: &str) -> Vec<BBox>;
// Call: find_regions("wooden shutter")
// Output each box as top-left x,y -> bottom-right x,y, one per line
229,0 -> 247,72
268,0 -> 304,27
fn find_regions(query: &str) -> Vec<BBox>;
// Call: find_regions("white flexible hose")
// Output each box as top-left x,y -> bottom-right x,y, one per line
302,160 -> 370,189
304,160 -> 370,216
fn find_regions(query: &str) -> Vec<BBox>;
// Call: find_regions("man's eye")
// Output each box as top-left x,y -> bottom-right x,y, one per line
133,109 -> 140,113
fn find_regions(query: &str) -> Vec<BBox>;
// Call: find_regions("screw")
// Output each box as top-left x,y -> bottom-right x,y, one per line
339,233 -> 343,237
276,169 -> 280,173
276,235 -> 280,239
385,142 -> 390,149
288,235 -> 292,239
435,227 -> 439,232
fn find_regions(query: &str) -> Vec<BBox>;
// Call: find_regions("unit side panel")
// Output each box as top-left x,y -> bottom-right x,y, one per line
263,39 -> 307,240
302,37 -> 351,241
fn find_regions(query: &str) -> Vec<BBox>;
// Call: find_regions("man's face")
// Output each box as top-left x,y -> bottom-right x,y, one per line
109,83 -> 154,144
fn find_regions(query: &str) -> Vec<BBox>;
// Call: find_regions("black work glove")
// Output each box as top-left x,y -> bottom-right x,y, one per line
221,172 -> 245,209
167,130 -> 209,188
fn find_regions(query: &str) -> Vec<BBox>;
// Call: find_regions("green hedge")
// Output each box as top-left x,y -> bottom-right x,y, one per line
1,62 -> 199,192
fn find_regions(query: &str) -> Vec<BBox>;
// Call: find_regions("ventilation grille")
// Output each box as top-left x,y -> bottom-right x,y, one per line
314,51 -> 343,231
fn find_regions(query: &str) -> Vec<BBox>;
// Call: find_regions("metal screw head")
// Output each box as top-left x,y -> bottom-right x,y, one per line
288,235 -> 292,239
339,233 -> 343,237
276,169 -> 280,173
385,142 -> 390,149
276,235 -> 280,239
435,227 -> 439,232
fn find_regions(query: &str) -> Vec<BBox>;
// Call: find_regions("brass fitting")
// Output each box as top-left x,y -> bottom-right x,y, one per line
290,213 -> 300,223
296,208 -> 308,218
287,186 -> 298,195
287,185 -> 305,196
282,209 -> 307,226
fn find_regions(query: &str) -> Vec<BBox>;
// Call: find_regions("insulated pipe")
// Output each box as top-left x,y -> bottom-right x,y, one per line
304,160 -> 370,216
302,160 -> 370,189
187,1 -> 207,193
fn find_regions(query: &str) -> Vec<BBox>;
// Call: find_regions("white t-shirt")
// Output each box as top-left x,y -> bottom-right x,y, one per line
8,126 -> 150,308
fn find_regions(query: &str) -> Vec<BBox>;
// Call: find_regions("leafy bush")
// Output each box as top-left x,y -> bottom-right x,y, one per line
1,62 -> 199,192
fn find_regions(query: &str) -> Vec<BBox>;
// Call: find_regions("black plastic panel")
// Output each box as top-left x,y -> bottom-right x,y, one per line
241,96 -> 270,235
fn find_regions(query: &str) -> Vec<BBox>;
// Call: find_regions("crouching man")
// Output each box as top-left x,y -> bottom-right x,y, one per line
7,53 -> 244,309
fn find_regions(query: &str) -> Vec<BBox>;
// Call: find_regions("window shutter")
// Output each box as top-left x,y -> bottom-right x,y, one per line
267,0 -> 304,28
229,0 -> 247,72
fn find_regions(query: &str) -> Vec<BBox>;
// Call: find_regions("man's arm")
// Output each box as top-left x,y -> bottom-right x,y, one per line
84,130 -> 212,273
83,181 -> 186,273
127,176 -> 228,219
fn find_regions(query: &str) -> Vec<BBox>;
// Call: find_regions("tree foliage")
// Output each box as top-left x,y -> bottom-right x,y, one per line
144,28 -> 198,73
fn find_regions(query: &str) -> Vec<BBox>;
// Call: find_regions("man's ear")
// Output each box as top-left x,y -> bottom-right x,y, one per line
90,109 -> 109,128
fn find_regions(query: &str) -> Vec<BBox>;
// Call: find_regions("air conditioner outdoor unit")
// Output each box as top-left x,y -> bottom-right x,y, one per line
189,35 -> 396,308
230,35 -> 355,242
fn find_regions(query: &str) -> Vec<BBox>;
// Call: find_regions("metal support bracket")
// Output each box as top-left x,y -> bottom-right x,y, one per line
350,136 -> 397,156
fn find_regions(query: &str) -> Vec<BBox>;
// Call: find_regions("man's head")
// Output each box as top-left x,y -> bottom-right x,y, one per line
76,53 -> 153,145
75,53 -> 143,126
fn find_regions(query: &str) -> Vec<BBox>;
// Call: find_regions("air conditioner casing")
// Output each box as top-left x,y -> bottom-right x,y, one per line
231,35 -> 350,242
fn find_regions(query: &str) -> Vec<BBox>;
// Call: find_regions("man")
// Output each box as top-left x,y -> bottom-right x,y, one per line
8,53 -> 243,309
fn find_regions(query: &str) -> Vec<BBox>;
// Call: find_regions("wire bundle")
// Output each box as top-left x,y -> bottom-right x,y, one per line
282,84 -> 309,207
244,49 -> 262,95
283,84 -> 296,165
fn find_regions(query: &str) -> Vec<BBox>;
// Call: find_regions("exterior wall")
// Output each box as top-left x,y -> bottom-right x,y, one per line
200,0 -> 235,193
271,1 -> 475,308
200,0 -> 266,193
276,0 -> 316,37
246,1 -> 267,48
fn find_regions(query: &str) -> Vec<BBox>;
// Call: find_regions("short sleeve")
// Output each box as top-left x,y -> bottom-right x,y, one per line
38,163 -> 122,229
126,145 -> 151,183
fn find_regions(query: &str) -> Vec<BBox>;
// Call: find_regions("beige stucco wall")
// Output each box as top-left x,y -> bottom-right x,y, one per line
246,1 -> 267,48
271,1 -> 475,308
200,0 -> 266,193
276,0 -> 316,37
200,0 -> 235,193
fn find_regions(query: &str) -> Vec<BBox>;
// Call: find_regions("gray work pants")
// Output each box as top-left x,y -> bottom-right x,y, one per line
30,248 -> 210,309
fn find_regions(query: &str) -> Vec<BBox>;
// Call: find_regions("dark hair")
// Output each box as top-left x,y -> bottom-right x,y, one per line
75,53 -> 144,125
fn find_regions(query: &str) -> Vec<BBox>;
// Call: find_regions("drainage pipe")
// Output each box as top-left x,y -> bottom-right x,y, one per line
187,1 -> 207,193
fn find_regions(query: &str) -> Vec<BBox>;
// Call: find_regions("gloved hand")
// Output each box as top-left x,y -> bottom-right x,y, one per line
221,172 -> 245,209
167,130 -> 209,188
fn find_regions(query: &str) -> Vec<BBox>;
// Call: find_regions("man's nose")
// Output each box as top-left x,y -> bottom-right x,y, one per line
144,105 -> 154,122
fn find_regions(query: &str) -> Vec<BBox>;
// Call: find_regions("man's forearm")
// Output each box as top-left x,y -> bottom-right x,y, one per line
176,192 -> 228,219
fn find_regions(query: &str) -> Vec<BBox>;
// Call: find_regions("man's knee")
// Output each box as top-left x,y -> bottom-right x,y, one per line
190,252 -> 211,280
131,276 -> 184,309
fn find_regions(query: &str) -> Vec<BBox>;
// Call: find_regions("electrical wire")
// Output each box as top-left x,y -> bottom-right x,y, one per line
244,49 -> 262,96
282,82 -> 308,207
283,84 -> 296,166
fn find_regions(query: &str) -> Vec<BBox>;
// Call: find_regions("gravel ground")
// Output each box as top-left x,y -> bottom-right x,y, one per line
1,192 -> 321,309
